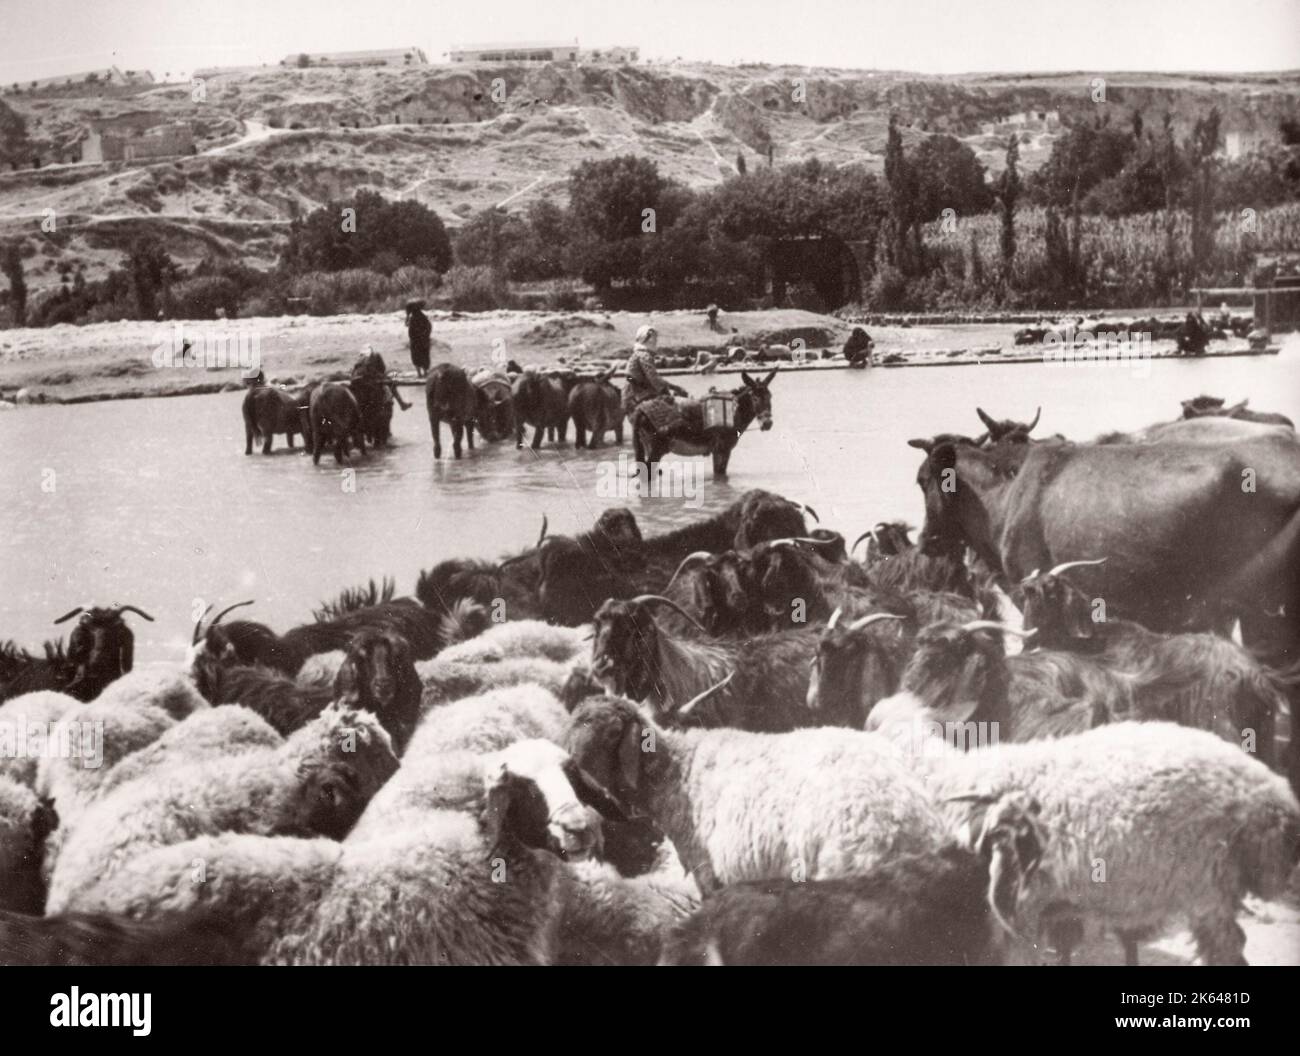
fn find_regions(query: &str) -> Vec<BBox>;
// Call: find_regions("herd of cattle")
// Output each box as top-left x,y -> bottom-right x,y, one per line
242,350 -> 628,464
1,392 -> 1298,965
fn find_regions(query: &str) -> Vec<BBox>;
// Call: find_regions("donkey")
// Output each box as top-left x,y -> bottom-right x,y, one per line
631,370 -> 775,478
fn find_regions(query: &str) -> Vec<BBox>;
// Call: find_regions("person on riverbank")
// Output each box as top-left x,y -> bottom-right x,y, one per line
842,326 -> 874,368
405,300 -> 432,377
621,324 -> 686,420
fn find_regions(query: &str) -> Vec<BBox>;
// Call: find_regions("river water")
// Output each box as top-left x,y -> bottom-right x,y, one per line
3,345 -> 1297,664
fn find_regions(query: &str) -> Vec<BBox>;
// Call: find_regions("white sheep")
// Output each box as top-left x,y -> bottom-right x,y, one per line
48,705 -> 398,913
417,655 -> 578,713
868,698 -> 1300,965
557,858 -> 700,965
89,664 -> 208,721
435,620 -> 591,665
564,696 -> 947,892
405,683 -> 569,761
296,651 -> 346,687
98,707 -> 283,797
0,690 -> 80,788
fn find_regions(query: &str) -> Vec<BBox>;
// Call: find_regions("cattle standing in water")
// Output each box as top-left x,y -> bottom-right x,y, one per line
349,349 -> 411,448
472,370 -> 515,443
243,383 -> 307,455
425,363 -> 477,459
568,370 -> 623,448
511,369 -> 570,451
306,383 -> 366,465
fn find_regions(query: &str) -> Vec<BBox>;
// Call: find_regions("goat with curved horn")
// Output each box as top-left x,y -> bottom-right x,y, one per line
847,612 -> 907,632
797,502 -> 820,523
665,551 -> 712,592
628,595 -> 709,635
960,620 -> 1037,639
675,672 -> 736,718
1046,557 -> 1107,578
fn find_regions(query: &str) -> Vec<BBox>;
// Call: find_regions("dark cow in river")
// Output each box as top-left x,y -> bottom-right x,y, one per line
243,383 -> 307,455
425,363 -> 477,459
568,370 -> 623,448
305,383 -> 366,465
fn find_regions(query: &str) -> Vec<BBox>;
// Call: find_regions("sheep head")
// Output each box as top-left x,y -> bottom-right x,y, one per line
480,739 -> 626,863
53,604 -> 154,701
282,706 -> 399,840
563,696 -> 654,811
334,628 -> 421,755
807,611 -> 908,725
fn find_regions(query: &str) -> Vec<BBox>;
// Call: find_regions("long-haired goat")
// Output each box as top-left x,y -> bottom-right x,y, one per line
589,595 -> 825,732
194,627 -> 420,753
660,792 -> 1046,965
1019,560 -> 1293,786
0,604 -> 155,704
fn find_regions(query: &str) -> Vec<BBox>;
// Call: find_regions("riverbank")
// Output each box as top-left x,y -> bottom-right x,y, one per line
0,306 -> 1285,405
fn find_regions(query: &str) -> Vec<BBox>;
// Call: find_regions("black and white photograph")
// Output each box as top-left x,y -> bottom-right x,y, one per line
0,0 -> 1298,992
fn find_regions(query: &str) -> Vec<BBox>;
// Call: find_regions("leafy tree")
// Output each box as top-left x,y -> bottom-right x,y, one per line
1031,122 -> 1133,207
127,237 -> 177,318
996,135 -> 1020,270
281,190 -> 452,274
568,155 -> 669,243
911,135 -> 994,222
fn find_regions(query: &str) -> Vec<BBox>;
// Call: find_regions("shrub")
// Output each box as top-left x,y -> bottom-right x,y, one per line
442,265 -> 509,311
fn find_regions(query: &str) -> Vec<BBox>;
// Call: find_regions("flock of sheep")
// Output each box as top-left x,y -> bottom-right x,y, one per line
1,466 -> 1298,963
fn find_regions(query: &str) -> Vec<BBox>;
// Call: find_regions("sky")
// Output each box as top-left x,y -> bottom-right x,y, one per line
0,0 -> 1297,82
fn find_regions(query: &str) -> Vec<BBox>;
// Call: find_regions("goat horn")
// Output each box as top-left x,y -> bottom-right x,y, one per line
114,605 -> 155,622
827,606 -> 843,630
771,536 -> 825,547
53,606 -> 86,625
537,515 -> 549,548
797,502 -> 820,523
1026,406 -> 1041,432
848,612 -> 906,631
628,595 -> 708,635
960,620 -> 1037,639
210,600 -> 255,628
191,603 -> 215,646
497,552 -> 533,571
676,672 -> 735,717
849,531 -> 873,555
944,792 -> 999,804
1045,557 -> 1107,578
665,551 -> 712,591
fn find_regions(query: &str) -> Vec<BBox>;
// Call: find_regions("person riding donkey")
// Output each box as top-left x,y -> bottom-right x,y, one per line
622,324 -> 687,419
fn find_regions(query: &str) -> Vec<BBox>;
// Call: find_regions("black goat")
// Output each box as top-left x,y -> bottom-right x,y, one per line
192,593 -> 475,678
1019,560 -> 1293,784
660,792 -> 1047,966
193,627 -> 421,753
882,618 -> 1127,742
589,595 -> 825,732
0,604 -> 154,704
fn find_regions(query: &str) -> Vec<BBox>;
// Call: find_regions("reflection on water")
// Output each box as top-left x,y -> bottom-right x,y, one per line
3,349 -> 1297,664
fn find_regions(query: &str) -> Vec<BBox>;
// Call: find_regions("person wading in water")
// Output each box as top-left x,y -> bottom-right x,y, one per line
406,300 -> 432,377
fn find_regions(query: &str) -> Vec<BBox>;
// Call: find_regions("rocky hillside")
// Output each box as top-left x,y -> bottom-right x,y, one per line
2,62 -> 1298,291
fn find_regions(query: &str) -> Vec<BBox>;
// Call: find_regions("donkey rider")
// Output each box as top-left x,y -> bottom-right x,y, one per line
621,324 -> 687,421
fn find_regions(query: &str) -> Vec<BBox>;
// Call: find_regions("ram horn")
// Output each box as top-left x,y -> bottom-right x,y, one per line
676,672 -> 736,718
1045,557 -> 1107,578
665,551 -> 712,591
191,603 -> 216,646
1025,406 -> 1041,433
959,620 -> 1037,639
628,595 -> 708,635
848,612 -> 906,632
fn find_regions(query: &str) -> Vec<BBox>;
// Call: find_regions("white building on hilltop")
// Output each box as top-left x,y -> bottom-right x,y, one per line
449,40 -> 580,63
281,48 -> 428,68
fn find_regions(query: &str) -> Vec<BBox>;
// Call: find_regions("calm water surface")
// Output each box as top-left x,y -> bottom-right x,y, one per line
3,347 -> 1297,663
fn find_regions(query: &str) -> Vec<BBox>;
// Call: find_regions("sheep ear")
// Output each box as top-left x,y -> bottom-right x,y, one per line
563,758 -> 629,822
617,720 -> 642,793
480,777 -> 513,857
